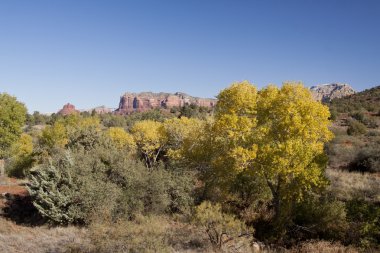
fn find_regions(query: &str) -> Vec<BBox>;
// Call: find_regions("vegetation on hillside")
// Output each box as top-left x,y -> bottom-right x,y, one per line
326,86 -> 380,174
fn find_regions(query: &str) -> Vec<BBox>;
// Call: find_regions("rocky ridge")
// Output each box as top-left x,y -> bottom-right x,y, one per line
116,92 -> 216,114
56,83 -> 356,115
310,83 -> 355,102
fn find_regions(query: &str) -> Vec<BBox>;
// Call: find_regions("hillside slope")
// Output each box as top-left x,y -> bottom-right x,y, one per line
326,86 -> 380,173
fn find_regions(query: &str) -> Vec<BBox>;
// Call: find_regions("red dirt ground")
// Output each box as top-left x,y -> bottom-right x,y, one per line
0,185 -> 28,196
0,177 -> 28,209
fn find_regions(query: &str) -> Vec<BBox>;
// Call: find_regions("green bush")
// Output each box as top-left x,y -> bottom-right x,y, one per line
6,154 -> 34,178
346,199 -> 380,249
28,151 -> 78,224
28,142 -> 194,225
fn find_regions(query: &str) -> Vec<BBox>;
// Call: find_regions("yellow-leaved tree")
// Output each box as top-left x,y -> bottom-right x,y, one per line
130,120 -> 166,168
213,81 -> 259,173
7,133 -> 34,177
181,81 -> 333,225
255,83 -> 333,223
162,117 -> 204,160
106,127 -> 136,151
39,122 -> 68,151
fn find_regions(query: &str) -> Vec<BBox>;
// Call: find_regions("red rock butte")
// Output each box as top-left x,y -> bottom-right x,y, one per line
58,103 -> 80,116
115,92 -> 217,114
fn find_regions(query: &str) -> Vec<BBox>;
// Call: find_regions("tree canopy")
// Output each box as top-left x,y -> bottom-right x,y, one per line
0,93 -> 27,159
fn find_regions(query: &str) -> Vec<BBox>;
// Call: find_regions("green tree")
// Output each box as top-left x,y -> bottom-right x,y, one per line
0,93 -> 27,159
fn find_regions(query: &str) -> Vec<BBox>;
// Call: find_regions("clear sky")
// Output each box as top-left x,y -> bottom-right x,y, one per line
1,0 -> 379,113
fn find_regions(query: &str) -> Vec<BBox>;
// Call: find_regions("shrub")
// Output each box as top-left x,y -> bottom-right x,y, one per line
346,199 -> 380,249
348,144 -> 380,173
28,143 -> 195,225
28,151 -> 77,224
193,201 -> 252,249
347,119 -> 367,135
293,195 -> 348,241
6,154 -> 34,178
350,111 -> 366,122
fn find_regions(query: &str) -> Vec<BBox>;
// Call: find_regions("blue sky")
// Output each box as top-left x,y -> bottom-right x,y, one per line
1,0 -> 379,113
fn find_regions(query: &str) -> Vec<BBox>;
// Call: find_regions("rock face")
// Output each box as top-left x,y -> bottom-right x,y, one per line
92,106 -> 112,114
310,83 -> 355,102
116,92 -> 216,114
57,103 -> 79,116
81,106 -> 113,114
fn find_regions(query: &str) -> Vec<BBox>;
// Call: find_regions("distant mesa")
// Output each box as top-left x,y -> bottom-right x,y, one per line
116,91 -> 217,114
310,83 -> 355,102
57,103 -> 79,116
56,84 -> 355,115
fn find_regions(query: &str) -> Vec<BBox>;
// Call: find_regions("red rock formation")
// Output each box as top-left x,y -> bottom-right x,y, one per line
116,92 -> 216,114
58,103 -> 79,116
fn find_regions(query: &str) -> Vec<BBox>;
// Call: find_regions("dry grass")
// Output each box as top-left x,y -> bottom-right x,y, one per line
326,169 -> 380,202
87,215 -> 173,253
288,240 -> 359,253
0,217 -> 88,253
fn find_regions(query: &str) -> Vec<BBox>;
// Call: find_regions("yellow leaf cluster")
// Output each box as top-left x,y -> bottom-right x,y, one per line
106,127 -> 136,151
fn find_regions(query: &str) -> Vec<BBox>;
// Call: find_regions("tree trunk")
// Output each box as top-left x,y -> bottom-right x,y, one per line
265,175 -> 283,223
273,192 -> 281,223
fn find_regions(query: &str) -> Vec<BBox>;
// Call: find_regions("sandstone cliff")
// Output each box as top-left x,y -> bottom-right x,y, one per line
310,83 -> 355,102
116,92 -> 216,114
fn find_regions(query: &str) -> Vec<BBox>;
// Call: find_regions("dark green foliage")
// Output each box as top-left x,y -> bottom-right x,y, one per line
99,113 -> 128,128
26,111 -> 50,126
346,199 -> 380,248
125,109 -> 173,128
171,104 -> 213,119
